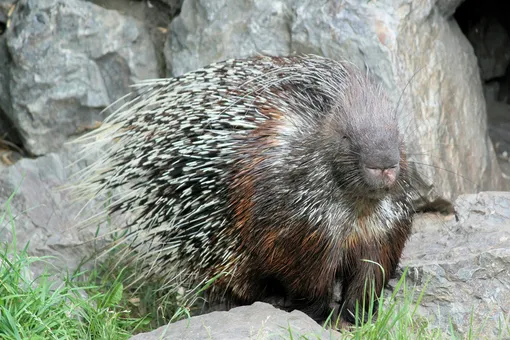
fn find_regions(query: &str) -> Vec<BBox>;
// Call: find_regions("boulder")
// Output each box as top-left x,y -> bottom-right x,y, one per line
1,0 -> 158,155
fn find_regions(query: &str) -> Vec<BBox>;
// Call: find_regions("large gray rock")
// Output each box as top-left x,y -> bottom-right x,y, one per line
397,191 -> 510,338
165,0 -> 510,207
88,0 -> 180,76
166,0 -> 292,77
129,302 -> 341,340
2,0 -> 158,155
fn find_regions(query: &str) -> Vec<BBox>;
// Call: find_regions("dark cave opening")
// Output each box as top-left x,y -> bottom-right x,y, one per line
454,0 -> 510,176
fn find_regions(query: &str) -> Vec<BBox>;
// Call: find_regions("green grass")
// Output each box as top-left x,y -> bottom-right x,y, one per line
1,189 -> 508,339
331,268 -> 444,340
78,243 -> 182,332
0,191 -> 149,339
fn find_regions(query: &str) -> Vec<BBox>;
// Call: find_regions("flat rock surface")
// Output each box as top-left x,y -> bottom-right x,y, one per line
397,191 -> 510,338
129,302 -> 341,340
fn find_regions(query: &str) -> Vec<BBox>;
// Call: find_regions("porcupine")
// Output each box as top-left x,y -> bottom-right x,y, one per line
74,54 -> 416,324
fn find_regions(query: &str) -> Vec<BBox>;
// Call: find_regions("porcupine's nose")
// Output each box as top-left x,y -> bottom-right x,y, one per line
365,164 -> 400,188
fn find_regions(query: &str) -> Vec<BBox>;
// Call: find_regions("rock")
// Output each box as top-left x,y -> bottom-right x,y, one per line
166,0 -> 292,77
88,0 -> 179,76
165,0 -> 509,209
0,145 -> 115,276
91,0 -> 182,16
397,192 -> 510,338
129,302 -> 341,340
1,0 -> 158,155
395,9 -> 508,207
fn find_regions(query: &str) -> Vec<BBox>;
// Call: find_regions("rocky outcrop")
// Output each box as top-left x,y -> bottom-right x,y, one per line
0,0 -> 158,155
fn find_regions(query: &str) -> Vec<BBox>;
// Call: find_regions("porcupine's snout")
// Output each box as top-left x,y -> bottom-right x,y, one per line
364,164 -> 400,189
360,135 -> 401,192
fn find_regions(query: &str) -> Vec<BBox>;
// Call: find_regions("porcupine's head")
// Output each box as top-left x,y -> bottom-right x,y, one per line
314,66 -> 407,201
